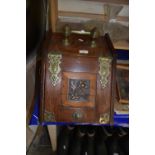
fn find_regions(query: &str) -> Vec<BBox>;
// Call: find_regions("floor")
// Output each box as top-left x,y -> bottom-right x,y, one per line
27,126 -> 55,155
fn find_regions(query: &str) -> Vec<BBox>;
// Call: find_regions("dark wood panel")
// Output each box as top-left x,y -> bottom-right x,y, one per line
62,56 -> 98,73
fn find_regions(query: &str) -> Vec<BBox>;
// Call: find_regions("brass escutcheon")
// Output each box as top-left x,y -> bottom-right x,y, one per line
72,111 -> 83,120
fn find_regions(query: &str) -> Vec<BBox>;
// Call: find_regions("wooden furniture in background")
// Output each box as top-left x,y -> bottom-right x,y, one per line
116,64 -> 129,104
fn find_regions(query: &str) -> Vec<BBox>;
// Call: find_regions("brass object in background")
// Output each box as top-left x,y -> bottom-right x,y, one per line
99,57 -> 112,89
63,25 -> 71,46
44,111 -> 56,122
99,113 -> 110,124
48,52 -> 62,86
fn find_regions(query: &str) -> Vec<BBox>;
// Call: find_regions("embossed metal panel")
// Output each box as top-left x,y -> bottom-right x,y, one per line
62,72 -> 96,108
68,79 -> 90,102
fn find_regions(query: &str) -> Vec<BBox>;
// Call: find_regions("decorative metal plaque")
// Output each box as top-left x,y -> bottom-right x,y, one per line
48,52 -> 62,86
68,79 -> 90,102
98,57 -> 112,89
44,111 -> 56,122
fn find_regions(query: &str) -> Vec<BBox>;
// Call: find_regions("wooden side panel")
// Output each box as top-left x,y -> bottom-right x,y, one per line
96,64 -> 113,123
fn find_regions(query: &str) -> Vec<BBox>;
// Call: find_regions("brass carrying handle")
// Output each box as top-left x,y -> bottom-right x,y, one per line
62,25 -> 100,47
90,27 -> 100,48
63,25 -> 71,46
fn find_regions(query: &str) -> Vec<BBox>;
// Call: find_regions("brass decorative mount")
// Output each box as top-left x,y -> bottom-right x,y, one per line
99,113 -> 110,124
44,111 -> 56,122
98,57 -> 112,89
48,52 -> 62,87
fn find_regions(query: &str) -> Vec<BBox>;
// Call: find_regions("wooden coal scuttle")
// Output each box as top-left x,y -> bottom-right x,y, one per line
40,26 -> 116,124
